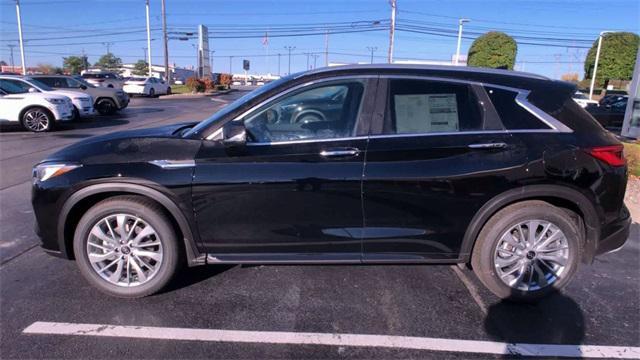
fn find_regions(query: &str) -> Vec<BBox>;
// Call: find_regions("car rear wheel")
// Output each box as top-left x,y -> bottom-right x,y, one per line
96,98 -> 117,115
21,107 -> 53,132
471,200 -> 581,302
73,196 -> 180,298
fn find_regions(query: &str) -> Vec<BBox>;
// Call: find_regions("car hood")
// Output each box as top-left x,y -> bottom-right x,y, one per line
42,122 -> 200,165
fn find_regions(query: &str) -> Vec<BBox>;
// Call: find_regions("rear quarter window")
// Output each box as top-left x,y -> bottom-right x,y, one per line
485,86 -> 549,130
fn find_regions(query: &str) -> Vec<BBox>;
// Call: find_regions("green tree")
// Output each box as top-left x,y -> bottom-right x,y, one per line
584,32 -> 639,85
63,55 -> 88,74
467,31 -> 517,70
132,60 -> 149,76
94,53 -> 122,71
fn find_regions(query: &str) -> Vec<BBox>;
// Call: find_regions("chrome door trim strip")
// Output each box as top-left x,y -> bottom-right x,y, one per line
148,160 -> 196,169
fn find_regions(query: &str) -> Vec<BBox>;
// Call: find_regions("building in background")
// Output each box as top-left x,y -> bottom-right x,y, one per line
119,63 -> 195,83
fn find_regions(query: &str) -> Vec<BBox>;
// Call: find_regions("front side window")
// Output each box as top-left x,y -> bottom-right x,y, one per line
244,81 -> 365,143
382,79 -> 483,135
0,79 -> 32,93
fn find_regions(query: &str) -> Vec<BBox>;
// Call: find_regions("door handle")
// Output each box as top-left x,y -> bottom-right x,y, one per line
320,148 -> 361,157
468,142 -> 508,149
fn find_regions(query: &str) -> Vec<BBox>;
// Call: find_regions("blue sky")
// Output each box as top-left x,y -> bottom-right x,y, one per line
0,0 -> 638,79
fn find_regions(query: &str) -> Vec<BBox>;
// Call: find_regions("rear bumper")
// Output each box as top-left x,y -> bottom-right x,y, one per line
595,205 -> 632,255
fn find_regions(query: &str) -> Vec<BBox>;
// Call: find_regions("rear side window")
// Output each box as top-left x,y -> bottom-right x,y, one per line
485,86 -> 549,130
383,79 -> 483,134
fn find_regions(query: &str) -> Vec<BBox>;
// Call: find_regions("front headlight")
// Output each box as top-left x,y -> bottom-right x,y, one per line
33,163 -> 82,182
45,98 -> 66,105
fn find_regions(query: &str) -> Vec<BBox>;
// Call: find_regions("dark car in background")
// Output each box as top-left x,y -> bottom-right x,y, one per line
587,96 -> 628,128
31,65 -> 630,301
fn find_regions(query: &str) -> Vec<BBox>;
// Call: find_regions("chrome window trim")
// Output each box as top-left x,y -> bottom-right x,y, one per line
205,75 -> 377,141
148,159 -> 195,169
379,75 -> 573,133
210,73 -> 573,144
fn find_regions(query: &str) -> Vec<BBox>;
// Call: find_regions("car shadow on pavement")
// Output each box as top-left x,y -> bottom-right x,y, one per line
484,292 -> 584,357
159,264 -> 236,295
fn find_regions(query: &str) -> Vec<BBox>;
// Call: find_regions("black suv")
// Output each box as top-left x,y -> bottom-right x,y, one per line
32,65 -> 630,301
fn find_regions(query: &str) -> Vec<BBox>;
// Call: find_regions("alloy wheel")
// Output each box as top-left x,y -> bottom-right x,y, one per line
493,220 -> 569,291
86,214 -> 163,287
24,109 -> 50,132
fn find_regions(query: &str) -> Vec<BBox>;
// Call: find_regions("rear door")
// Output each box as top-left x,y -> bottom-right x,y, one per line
361,77 -> 528,262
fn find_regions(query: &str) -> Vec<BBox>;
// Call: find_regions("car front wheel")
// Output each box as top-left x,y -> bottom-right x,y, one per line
21,107 -> 53,132
471,200 -> 581,302
96,98 -> 117,115
73,195 -> 180,298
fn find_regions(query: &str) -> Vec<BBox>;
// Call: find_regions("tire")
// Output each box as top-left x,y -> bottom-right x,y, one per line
73,195 -> 180,298
148,88 -> 155,97
166,87 -> 172,95
471,200 -> 581,302
107,84 -> 114,88
95,98 -> 118,115
21,107 -> 54,132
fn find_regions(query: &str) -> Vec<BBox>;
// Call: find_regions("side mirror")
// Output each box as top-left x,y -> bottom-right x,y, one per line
28,87 -> 37,93
222,121 -> 247,147
80,85 -> 87,90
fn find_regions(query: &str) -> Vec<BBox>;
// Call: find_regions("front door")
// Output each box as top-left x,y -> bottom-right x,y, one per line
362,77 -> 528,261
192,78 -> 376,261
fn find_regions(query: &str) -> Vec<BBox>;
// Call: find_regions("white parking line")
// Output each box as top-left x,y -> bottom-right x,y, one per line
23,321 -> 640,359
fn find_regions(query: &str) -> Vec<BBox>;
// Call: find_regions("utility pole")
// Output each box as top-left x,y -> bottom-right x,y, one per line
161,0 -> 170,83
15,0 -> 26,75
229,56 -> 233,74
311,54 -> 319,69
324,29 -> 329,67
387,0 -> 396,64
367,46 -> 378,64
455,18 -> 470,66
102,42 -> 114,54
210,50 -> 215,73
284,46 -> 295,75
143,47 -> 148,61
305,53 -> 310,70
589,31 -> 612,100
145,0 -> 153,77
277,53 -> 281,76
7,44 -> 15,69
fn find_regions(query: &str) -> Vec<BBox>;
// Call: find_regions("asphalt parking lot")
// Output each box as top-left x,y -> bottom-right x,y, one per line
1,92 -> 639,359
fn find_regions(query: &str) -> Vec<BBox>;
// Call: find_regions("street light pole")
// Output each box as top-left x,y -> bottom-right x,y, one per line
15,0 -> 26,75
387,0 -> 396,63
7,44 -> 15,69
589,31 -> 612,100
229,56 -> 233,74
455,18 -> 470,66
145,0 -> 153,77
367,46 -> 378,64
284,46 -> 295,75
161,0 -> 170,83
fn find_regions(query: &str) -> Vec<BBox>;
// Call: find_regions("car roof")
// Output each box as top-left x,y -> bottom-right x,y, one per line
293,64 -> 573,94
30,74 -> 71,78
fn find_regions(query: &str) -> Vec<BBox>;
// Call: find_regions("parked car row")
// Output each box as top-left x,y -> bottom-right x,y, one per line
80,70 -> 172,97
0,74 -> 129,132
586,96 -> 628,129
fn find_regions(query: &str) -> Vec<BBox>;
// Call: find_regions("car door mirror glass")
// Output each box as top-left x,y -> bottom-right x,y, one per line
222,121 -> 247,147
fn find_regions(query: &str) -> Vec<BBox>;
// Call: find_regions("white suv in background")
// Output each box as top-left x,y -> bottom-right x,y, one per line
0,79 -> 74,132
0,75 -> 95,119
80,70 -> 125,89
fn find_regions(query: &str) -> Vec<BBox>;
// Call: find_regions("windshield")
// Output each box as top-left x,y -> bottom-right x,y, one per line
128,77 -> 147,82
25,78 -> 54,91
184,76 -> 292,137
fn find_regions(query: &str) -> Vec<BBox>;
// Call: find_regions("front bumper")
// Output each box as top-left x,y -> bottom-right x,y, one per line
116,93 -> 130,109
596,205 -> 632,255
50,103 -> 74,121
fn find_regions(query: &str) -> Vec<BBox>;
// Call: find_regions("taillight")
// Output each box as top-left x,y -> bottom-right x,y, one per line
587,145 -> 626,167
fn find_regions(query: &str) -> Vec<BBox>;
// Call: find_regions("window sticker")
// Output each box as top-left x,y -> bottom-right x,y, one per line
394,93 -> 459,133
